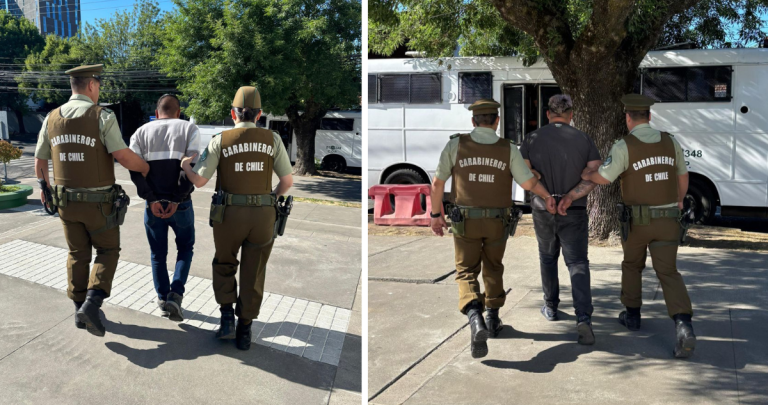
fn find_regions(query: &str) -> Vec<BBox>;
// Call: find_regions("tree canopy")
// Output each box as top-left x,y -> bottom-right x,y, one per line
0,10 -> 44,116
159,0 -> 361,174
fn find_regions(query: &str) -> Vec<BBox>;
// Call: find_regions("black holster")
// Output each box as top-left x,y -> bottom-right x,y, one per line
209,189 -> 225,227
617,203 -> 631,242
507,207 -> 523,237
446,203 -> 464,236
274,195 -> 293,237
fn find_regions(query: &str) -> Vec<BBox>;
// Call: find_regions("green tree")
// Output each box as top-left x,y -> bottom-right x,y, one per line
0,10 -> 44,134
159,0 -> 362,176
370,0 -> 768,239
20,0 -> 169,107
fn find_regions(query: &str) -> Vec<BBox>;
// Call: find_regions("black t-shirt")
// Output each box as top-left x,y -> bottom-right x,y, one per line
520,123 -> 601,207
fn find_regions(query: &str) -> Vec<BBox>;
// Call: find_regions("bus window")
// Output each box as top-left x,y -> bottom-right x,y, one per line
320,118 -> 355,131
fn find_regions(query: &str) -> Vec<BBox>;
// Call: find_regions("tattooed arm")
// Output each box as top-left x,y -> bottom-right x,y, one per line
557,160 -> 602,215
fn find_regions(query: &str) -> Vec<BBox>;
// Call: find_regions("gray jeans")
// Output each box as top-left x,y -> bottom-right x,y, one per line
532,209 -> 593,317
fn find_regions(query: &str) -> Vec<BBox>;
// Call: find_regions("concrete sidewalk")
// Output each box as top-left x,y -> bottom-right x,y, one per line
368,232 -> 768,405
0,159 -> 362,403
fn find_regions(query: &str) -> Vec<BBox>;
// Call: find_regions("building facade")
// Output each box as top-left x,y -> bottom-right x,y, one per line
6,0 -> 79,38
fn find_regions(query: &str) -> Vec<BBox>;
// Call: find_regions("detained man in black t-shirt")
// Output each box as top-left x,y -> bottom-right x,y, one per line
520,94 -> 602,345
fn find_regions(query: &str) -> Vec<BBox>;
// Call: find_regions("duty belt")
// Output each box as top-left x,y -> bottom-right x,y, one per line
648,207 -> 681,218
225,193 -> 276,207
458,207 -> 511,219
65,191 -> 114,203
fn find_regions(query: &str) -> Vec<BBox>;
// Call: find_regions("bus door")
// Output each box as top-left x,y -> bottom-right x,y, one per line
538,84 -> 562,127
269,120 -> 294,158
502,84 -> 527,203
502,84 -> 525,144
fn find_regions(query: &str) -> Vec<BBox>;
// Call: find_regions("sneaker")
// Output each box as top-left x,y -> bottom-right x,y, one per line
576,314 -> 595,345
541,303 -> 558,321
157,299 -> 170,317
166,292 -> 184,322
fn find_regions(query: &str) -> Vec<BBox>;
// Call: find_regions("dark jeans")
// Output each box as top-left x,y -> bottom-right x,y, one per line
532,209 -> 593,317
144,200 -> 195,300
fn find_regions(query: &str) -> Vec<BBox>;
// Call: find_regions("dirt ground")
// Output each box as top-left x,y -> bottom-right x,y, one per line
368,215 -> 768,252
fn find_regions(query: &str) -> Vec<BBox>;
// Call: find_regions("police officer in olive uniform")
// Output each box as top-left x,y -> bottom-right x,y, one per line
181,86 -> 293,351
582,94 -> 696,358
34,64 -> 150,337
430,99 -> 554,358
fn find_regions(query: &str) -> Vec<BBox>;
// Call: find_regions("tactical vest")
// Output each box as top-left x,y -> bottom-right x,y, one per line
47,105 -> 115,188
620,132 -> 678,206
451,134 -> 514,208
216,127 -> 274,194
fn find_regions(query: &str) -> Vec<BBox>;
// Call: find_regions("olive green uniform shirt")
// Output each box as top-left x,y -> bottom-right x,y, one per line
194,122 -> 292,180
598,123 -> 687,208
34,94 -> 127,191
435,127 -> 534,184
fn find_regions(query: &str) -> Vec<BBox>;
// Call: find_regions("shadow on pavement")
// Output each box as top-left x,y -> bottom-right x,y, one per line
103,319 -> 360,394
290,176 -> 360,202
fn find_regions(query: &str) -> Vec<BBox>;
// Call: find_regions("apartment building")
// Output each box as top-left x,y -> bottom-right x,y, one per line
7,0 -> 80,38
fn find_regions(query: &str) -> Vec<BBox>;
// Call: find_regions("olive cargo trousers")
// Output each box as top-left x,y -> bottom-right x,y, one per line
212,205 -> 276,320
621,217 -> 693,318
454,217 -> 507,313
59,201 -> 120,302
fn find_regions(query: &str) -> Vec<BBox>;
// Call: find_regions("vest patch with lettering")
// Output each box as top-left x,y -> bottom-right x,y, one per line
216,127 -> 274,194
620,132 -> 678,206
47,105 -> 115,188
452,134 -> 513,208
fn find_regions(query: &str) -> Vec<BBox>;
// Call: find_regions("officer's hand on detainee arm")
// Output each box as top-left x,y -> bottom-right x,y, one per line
181,154 -> 195,169
581,167 -> 597,181
430,216 -> 448,237
531,169 -> 542,180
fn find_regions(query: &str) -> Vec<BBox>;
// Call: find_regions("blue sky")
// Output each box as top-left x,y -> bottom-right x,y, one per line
79,0 -> 176,26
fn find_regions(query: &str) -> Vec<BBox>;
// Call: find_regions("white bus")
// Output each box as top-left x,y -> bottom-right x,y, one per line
368,48 -> 768,223
196,110 -> 361,172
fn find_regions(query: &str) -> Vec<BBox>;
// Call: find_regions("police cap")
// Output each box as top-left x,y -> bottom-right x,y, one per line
621,94 -> 655,111
64,64 -> 104,78
468,99 -> 500,116
232,86 -> 261,109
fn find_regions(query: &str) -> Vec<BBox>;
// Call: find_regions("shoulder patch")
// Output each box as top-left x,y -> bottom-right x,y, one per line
200,148 -> 208,161
602,156 -> 612,167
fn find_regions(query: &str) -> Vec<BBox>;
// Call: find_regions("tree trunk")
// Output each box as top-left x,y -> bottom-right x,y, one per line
286,101 -> 327,177
544,52 -> 639,242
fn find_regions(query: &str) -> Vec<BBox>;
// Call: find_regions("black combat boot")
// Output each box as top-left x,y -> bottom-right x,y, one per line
618,307 -> 641,331
576,314 -> 595,345
76,289 -> 106,337
216,306 -> 236,340
465,301 -> 489,358
74,301 -> 85,329
235,319 -> 253,351
673,314 -> 696,359
485,308 -> 503,338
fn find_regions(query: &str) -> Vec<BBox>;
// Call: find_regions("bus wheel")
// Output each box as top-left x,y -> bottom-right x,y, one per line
321,156 -> 347,173
383,168 -> 428,185
685,179 -> 715,225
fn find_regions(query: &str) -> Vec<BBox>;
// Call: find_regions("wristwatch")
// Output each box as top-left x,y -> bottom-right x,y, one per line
429,211 -> 442,218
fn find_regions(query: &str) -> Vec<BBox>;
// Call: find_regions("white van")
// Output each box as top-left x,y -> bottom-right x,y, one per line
368,48 -> 768,223
197,110 -> 361,172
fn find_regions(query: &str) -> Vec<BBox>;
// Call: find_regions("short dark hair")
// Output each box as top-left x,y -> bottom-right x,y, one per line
156,94 -> 180,116
626,110 -> 650,121
473,113 -> 498,126
233,107 -> 261,122
70,76 -> 95,92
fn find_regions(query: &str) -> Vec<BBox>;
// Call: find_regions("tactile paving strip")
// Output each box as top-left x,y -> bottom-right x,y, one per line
0,239 -> 350,366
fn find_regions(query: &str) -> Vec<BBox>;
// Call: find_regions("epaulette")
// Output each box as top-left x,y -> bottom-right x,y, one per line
214,133 -> 222,138
102,107 -> 114,114
449,133 -> 461,139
